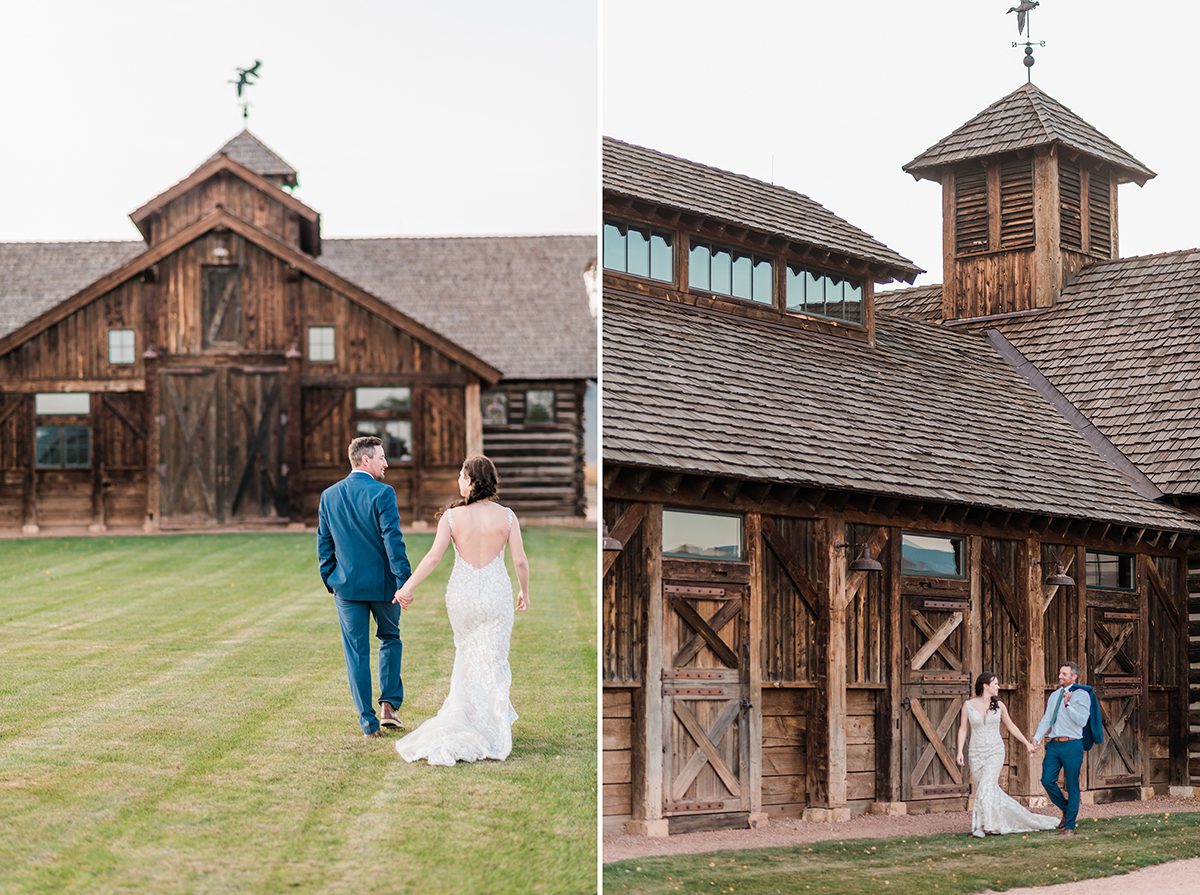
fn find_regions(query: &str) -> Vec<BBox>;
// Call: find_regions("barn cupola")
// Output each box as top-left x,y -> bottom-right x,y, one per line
903,83 -> 1154,320
128,130 -> 321,256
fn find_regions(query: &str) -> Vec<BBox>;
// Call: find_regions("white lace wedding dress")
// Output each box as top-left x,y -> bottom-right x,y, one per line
967,702 -> 1058,835
396,506 -> 518,766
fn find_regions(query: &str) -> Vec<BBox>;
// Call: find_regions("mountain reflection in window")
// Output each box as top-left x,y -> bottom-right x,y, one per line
1085,551 -> 1134,590
901,533 -> 965,578
662,509 -> 744,561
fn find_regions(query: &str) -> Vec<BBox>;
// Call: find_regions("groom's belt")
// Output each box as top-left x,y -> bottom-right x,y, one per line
1046,736 -> 1079,742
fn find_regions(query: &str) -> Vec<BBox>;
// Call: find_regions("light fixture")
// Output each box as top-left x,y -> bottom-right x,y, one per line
1043,561 -> 1075,587
837,542 -> 883,573
602,522 -> 624,552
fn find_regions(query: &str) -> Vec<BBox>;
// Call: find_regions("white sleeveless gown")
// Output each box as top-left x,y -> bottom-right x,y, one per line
396,506 -> 518,766
967,702 -> 1058,834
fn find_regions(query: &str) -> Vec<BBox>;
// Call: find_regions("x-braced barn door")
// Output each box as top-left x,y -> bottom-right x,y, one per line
1086,607 -> 1142,789
661,561 -> 752,818
160,366 -> 287,525
901,582 -> 972,800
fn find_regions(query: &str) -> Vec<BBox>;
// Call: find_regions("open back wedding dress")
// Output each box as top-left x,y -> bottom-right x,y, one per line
967,702 -> 1058,835
396,505 -> 518,766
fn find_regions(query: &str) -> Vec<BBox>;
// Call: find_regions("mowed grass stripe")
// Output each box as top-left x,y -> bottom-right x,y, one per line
0,528 -> 596,895
604,812 -> 1200,895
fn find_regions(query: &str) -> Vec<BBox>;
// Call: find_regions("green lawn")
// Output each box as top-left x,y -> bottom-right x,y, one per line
604,812 -> 1200,894
0,528 -> 597,895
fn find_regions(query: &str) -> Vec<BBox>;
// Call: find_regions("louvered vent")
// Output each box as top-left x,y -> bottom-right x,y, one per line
955,166 -> 989,255
1088,167 -> 1112,258
1059,159 -> 1083,253
999,158 -> 1035,249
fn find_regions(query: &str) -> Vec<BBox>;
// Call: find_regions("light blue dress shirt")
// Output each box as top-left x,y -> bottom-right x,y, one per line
1033,686 -> 1091,742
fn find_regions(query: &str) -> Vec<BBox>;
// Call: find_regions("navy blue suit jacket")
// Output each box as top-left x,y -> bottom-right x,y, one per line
317,471 -> 412,601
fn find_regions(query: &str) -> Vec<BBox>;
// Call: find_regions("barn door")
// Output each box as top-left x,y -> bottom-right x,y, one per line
224,368 -> 286,522
160,368 -> 220,525
661,561 -> 752,818
1086,607 -> 1142,789
900,585 -> 972,800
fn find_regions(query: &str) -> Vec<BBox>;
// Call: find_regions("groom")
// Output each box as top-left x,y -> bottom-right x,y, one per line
1031,661 -> 1092,836
317,436 -> 412,737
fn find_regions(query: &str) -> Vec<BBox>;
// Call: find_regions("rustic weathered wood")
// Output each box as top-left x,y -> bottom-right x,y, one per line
746,512 -> 765,822
823,517 -> 848,807
632,504 -> 665,827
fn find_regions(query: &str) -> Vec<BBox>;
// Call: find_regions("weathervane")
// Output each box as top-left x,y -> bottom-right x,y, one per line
229,60 -> 262,121
1007,2 -> 1045,82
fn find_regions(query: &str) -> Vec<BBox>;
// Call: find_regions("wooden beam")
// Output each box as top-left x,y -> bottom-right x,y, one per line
632,504 -> 665,829
603,503 -> 648,578
1021,538 -> 1046,797
760,515 -> 820,617
746,512 -> 765,824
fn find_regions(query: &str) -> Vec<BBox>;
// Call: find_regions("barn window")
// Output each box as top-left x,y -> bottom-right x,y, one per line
663,509 -> 744,561
481,390 -> 508,426
108,329 -> 136,365
524,390 -> 556,424
355,420 -> 412,463
356,388 -> 411,411
785,265 -> 864,325
954,165 -> 989,255
901,532 -> 965,578
307,326 -> 336,362
34,393 -> 91,469
1085,551 -> 1134,590
202,265 -> 242,347
603,220 -> 673,282
688,241 -> 773,305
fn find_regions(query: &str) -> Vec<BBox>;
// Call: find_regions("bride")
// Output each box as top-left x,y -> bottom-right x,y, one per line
392,455 -> 529,766
956,672 -> 1059,837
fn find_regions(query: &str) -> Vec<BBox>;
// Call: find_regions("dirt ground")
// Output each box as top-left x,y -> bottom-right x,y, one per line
603,795 -> 1200,864
983,857 -> 1200,894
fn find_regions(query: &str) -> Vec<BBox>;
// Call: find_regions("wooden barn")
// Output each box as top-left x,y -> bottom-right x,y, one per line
601,108 -> 1200,838
0,131 -> 595,531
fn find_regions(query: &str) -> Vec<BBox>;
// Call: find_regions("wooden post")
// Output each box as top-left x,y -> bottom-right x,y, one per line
626,504 -> 668,837
142,267 -> 161,531
1021,538 -> 1047,799
282,267 -> 304,525
411,389 -> 424,522
1170,556 -> 1193,795
745,512 -> 766,828
20,396 -> 37,533
805,515 -> 849,822
1138,553 -> 1153,797
464,379 -> 483,456
1032,146 -> 1062,310
886,527 -> 903,804
89,392 -> 106,531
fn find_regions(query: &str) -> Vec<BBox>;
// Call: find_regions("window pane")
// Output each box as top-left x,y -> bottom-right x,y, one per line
35,393 -> 90,415
627,228 -> 650,278
844,281 -> 864,324
308,326 -> 335,362
663,509 -> 744,561
803,272 -> 823,315
64,426 -> 91,467
1086,551 -> 1134,589
901,533 -> 965,577
355,420 -> 412,461
731,254 -> 752,299
710,248 -> 732,295
752,259 -> 773,305
35,426 -> 62,467
355,387 -> 411,411
650,232 -> 673,282
826,277 -> 845,319
525,389 -> 556,424
603,222 -> 626,272
108,329 -> 135,364
481,391 -> 508,426
688,244 -> 710,291
786,266 -> 804,311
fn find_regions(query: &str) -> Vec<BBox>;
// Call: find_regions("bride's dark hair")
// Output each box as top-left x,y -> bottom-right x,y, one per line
974,672 -> 1000,713
436,454 -> 500,519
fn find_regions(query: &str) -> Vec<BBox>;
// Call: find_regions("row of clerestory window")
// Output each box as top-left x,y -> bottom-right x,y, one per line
604,219 -> 865,325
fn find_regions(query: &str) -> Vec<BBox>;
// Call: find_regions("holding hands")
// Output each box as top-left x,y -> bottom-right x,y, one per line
393,582 -> 415,609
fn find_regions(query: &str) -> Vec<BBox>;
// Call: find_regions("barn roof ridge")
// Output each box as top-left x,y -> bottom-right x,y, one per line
903,82 -> 1155,184
206,129 -> 299,186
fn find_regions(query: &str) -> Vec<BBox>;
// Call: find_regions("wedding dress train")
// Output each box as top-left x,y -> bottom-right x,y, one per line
967,703 -> 1059,835
396,506 -> 518,766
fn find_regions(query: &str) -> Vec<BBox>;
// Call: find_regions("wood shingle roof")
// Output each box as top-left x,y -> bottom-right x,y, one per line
603,291 -> 1199,532
903,83 -> 1155,185
206,130 -> 299,187
603,138 -> 922,283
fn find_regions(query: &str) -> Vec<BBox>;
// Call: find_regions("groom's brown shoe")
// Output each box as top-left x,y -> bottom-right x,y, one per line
1056,816 -> 1066,830
1059,829 -> 1074,837
379,702 -> 403,730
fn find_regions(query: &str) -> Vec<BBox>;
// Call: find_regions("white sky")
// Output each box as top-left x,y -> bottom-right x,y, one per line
603,0 -> 1200,285
0,1 -> 597,242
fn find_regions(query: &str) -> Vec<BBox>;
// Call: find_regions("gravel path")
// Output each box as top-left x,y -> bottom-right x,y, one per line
603,795 -> 1200,864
